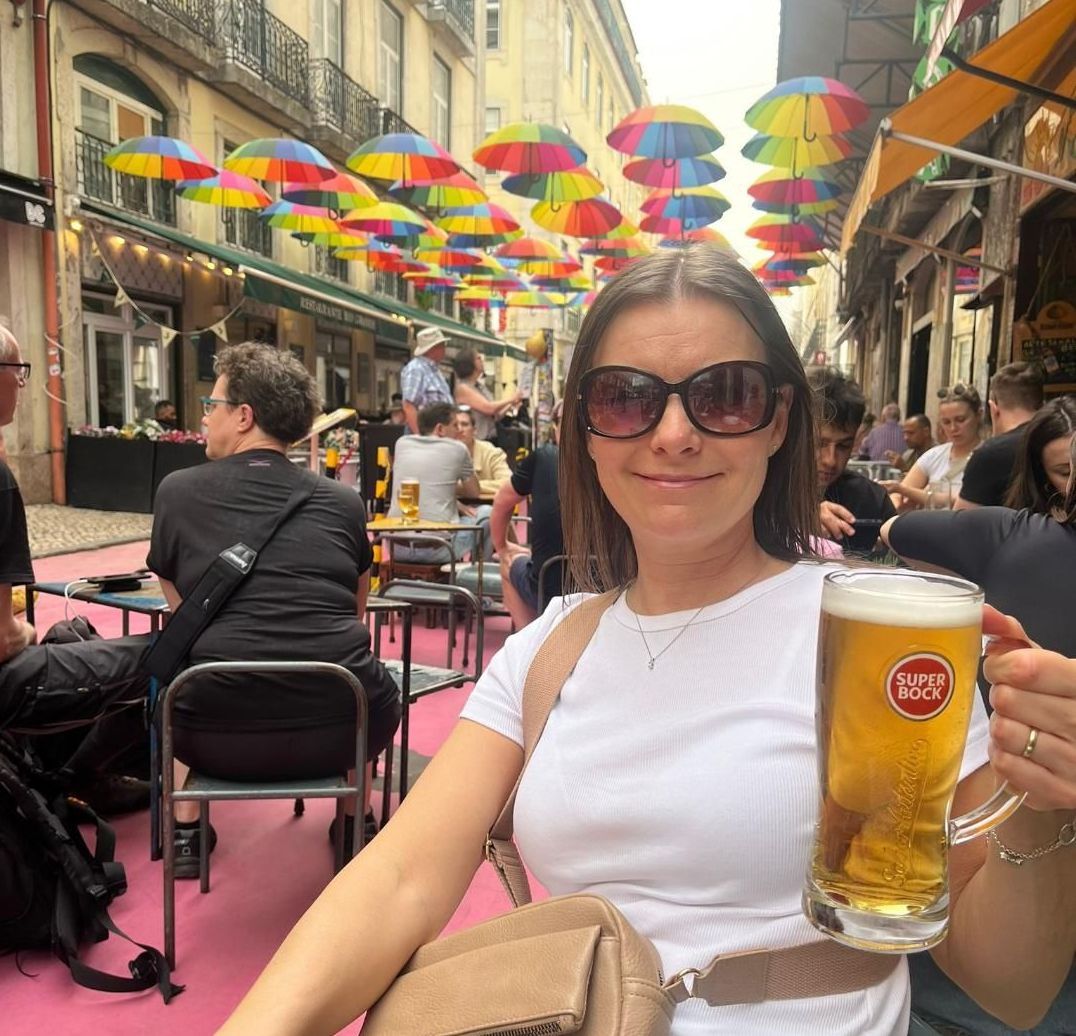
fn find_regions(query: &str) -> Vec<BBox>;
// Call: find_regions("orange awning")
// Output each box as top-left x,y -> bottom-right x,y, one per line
842,0 -> 1076,254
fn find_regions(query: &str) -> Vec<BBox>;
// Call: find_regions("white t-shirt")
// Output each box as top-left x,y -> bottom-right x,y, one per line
460,562 -> 991,1036
914,442 -> 973,494
388,435 -> 473,523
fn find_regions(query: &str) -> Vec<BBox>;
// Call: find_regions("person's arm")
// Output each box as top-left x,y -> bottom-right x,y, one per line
401,401 -> 419,436
158,577 -> 182,612
0,584 -> 34,663
882,507 -> 1014,585
880,455 -> 932,508
491,480 -> 527,559
457,472 -> 481,500
930,608 -> 1076,1028
217,719 -> 523,1036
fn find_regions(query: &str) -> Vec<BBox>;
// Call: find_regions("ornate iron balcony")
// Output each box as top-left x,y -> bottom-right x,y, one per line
146,0 -> 216,42
221,207 -> 273,258
379,107 -> 420,138
310,59 -> 382,144
426,0 -> 475,43
218,0 -> 309,107
313,244 -> 349,283
76,128 -> 176,226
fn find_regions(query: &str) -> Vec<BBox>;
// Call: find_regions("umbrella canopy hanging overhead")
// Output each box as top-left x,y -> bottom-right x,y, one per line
748,166 -> 843,206
333,240 -> 403,267
457,287 -> 505,309
389,171 -> 487,209
410,219 -> 450,251
516,256 -> 584,279
505,290 -> 563,309
347,133 -> 460,185
530,272 -> 593,292
595,255 -> 644,274
598,217 -> 641,240
260,201 -> 340,235
464,270 -> 528,293
532,196 -> 622,237
495,236 -> 564,263
224,138 -> 335,183
413,245 -> 484,270
473,122 -> 587,175
403,265 -> 463,289
752,196 -> 839,216
622,154 -> 726,190
282,172 -> 378,213
639,212 -> 719,235
746,214 -> 829,249
341,201 -> 427,243
759,273 -> 815,289
293,229 -> 369,248
607,104 -> 723,160
658,226 -> 735,251
641,185 -> 731,224
500,168 -> 604,206
435,202 -> 521,238
104,136 -> 217,180
741,132 -> 853,168
176,170 -> 270,208
745,77 -> 869,140
579,236 -> 649,258
763,251 -> 826,272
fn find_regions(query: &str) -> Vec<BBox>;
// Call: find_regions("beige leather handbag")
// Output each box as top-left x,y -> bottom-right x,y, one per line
362,593 -> 899,1035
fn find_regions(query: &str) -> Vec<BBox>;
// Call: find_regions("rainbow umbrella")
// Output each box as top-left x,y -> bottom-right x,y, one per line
293,230 -> 369,248
658,227 -> 735,251
282,173 -> 378,213
410,219 -> 450,252
746,77 -> 869,140
598,217 -> 642,240
748,167 -> 843,207
474,122 -> 586,175
447,228 -> 524,248
746,215 -> 828,250
516,257 -> 583,279
435,202 -> 520,237
501,168 -> 604,206
176,170 -> 270,208
760,274 -> 815,289
576,290 -> 599,307
414,245 -> 483,270
506,290 -> 562,309
342,201 -> 427,243
531,273 -> 593,292
261,201 -> 340,235
640,213 -> 719,235
532,196 -> 621,237
463,267 -> 527,292
457,287 -> 504,309
764,251 -> 826,272
224,138 -> 334,183
580,236 -> 649,258
104,136 -> 217,180
333,241 -> 404,271
595,255 -> 643,274
642,186 -> 731,224
347,133 -> 460,186
752,196 -> 839,217
741,133 -> 852,168
622,154 -> 725,190
607,105 -> 723,160
494,237 -> 564,262
389,171 -> 487,209
404,265 -> 462,289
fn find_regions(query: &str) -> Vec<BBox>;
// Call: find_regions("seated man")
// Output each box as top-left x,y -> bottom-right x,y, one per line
154,399 -> 178,431
885,414 -> 933,473
386,402 -> 491,564
149,343 -> 401,874
808,366 -> 895,555
490,403 -> 564,628
455,406 -> 512,496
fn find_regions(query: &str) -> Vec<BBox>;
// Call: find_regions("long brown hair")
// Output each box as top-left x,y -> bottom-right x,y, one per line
1004,396 -> 1076,516
560,246 -> 821,593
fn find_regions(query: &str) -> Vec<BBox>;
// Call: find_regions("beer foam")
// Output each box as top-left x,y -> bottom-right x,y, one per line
822,573 -> 982,628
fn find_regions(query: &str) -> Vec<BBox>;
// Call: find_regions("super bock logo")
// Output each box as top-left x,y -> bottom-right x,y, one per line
885,653 -> 955,721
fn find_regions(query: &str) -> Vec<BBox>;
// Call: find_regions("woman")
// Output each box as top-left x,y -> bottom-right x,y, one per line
220,250 -> 1076,1035
883,384 -> 982,508
452,346 -> 521,442
1005,396 -> 1076,514
882,432 -> 1076,1036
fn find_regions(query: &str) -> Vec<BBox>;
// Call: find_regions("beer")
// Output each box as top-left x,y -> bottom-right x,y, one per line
804,570 -> 989,952
398,478 -> 421,523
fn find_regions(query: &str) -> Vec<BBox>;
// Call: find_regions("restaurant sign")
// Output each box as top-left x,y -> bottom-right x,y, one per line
1015,300 -> 1076,393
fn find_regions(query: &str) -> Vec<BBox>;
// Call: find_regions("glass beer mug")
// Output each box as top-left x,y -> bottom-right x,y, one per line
397,478 -> 421,524
803,570 -> 1024,952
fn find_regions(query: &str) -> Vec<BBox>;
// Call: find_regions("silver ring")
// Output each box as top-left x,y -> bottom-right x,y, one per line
1022,727 -> 1039,759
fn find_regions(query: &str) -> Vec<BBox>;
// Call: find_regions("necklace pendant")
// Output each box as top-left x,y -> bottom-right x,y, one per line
647,658 -> 655,671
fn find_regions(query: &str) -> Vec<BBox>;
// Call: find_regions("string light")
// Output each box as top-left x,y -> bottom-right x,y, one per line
222,266 -> 234,277
69,219 -> 83,233
184,252 -> 194,263
205,259 -> 217,271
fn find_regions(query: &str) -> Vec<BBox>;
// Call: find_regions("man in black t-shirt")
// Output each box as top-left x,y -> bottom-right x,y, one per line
490,404 -> 563,628
956,361 -> 1043,509
807,366 -> 895,554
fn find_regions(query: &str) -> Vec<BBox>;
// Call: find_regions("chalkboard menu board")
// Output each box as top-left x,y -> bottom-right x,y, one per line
1015,301 -> 1076,394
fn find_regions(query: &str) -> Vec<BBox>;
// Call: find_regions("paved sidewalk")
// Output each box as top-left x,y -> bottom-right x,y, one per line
26,504 -> 154,559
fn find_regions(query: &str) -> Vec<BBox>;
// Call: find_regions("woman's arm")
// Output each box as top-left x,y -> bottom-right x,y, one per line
218,719 -> 523,1036
880,459 -> 931,508
456,381 -> 520,417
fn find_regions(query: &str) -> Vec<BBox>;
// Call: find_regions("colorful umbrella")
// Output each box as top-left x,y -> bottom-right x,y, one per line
741,132 -> 853,168
333,241 -> 404,270
516,257 -> 584,279
532,196 -> 621,237
767,287 -> 793,297
748,167 -> 843,207
658,227 -> 734,251
599,217 -> 642,240
505,290 -> 563,309
763,251 -> 826,272
413,246 -> 484,270
261,201 -> 340,235
282,172 -> 378,213
435,203 -> 521,238
389,171 -> 487,209
403,265 -> 462,289
530,273 -> 593,292
224,138 -> 334,183
745,77 -> 869,140
759,274 -> 815,289
746,215 -> 828,249
494,237 -> 564,262
464,270 -> 527,292
579,236 -> 649,258
293,230 -> 369,248
446,228 -> 524,249
176,170 -> 270,208
457,287 -> 504,309
595,255 -> 643,274
347,133 -> 460,186
473,122 -> 586,175
500,168 -> 604,206
641,186 -> 731,224
622,154 -> 725,190
607,105 -> 723,160
752,196 -> 839,217
410,219 -> 450,252
341,201 -> 427,243
104,136 -> 217,180
639,213 -> 719,236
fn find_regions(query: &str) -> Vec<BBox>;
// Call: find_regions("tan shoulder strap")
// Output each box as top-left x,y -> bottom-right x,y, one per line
485,592 -> 619,907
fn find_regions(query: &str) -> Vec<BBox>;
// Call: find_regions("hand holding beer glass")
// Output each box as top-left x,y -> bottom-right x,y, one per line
397,478 -> 421,524
804,570 -> 1024,952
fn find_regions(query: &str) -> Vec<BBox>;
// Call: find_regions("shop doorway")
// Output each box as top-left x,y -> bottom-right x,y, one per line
906,324 -> 931,418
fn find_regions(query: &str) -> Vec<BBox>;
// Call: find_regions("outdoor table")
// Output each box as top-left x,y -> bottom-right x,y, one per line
24,578 -> 169,635
367,516 -> 486,600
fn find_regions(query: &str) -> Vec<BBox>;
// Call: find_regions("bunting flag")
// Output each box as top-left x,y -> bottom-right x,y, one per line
160,327 -> 177,349
112,287 -> 130,309
209,320 -> 229,343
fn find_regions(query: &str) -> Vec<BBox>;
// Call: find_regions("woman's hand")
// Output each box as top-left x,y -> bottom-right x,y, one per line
879,479 -> 905,496
983,606 -> 1076,812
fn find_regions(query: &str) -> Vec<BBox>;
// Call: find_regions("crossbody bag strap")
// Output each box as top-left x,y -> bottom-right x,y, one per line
484,591 -> 620,907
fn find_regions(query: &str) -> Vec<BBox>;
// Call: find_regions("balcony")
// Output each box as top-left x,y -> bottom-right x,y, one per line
213,0 -> 310,130
144,0 -> 215,42
221,207 -> 273,258
423,0 -> 476,56
309,59 -> 382,158
76,128 -> 176,226
379,107 -> 421,138
313,245 -> 350,284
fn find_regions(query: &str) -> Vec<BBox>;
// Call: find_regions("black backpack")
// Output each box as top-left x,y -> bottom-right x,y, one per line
0,734 -> 182,1001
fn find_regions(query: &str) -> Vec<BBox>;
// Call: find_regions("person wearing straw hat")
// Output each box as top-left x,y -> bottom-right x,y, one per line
400,327 -> 453,435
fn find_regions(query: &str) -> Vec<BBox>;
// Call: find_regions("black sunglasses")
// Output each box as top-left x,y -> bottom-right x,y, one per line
579,361 -> 782,439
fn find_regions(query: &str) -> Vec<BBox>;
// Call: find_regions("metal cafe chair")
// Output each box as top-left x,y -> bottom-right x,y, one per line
160,660 -> 368,969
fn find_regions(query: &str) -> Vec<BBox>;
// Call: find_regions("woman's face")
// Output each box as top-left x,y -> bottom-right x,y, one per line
1042,433 -> 1074,497
939,400 -> 978,447
585,296 -> 789,559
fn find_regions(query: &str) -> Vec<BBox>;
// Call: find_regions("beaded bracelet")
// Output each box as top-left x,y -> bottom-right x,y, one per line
989,816 -> 1076,866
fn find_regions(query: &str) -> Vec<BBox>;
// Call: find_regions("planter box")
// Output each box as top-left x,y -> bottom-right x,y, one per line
66,435 -> 155,513
152,441 -> 208,497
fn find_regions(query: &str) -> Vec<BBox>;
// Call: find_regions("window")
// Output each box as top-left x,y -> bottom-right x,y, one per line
595,73 -> 603,125
317,329 -> 353,410
314,245 -> 349,284
581,44 -> 590,105
484,106 -> 502,136
379,2 -> 403,113
431,56 -> 451,149
311,0 -> 344,65
563,6 -> 573,74
221,138 -> 273,256
486,0 -> 501,49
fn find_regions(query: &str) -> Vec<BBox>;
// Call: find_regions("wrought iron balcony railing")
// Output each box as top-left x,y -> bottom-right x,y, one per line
373,269 -> 409,303
145,0 -> 216,43
221,207 -> 273,257
310,59 -> 382,144
379,107 -> 420,138
76,128 -> 177,225
425,0 -> 475,43
218,0 -> 309,107
313,244 -> 349,283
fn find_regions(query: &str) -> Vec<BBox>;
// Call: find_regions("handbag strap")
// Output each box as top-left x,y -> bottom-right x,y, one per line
483,589 -> 903,1006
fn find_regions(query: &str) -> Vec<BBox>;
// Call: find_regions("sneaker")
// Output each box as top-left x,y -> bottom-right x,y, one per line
328,810 -> 378,859
173,822 -> 218,880
69,774 -> 150,817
